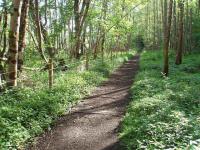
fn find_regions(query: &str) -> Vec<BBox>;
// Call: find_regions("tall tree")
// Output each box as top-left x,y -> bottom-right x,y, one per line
34,0 -> 48,62
163,0 -> 173,76
18,0 -> 30,72
175,0 -> 184,65
7,0 -> 22,87
100,0 -> 108,61
2,0 -> 8,58
171,0 -> 177,50
74,0 -> 91,59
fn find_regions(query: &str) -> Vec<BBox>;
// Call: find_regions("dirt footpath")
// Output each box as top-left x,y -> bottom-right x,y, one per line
30,55 -> 140,150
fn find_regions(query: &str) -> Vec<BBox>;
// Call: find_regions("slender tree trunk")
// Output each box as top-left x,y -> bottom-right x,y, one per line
18,0 -> 30,72
68,17 -> 73,57
153,0 -> 157,49
163,0 -> 173,76
7,0 -> 22,87
189,8 -> 192,52
2,5 -> 8,57
175,0 -> 184,65
74,0 -> 81,59
34,0 -> 48,62
93,28 -> 100,59
172,0 -> 177,50
146,3 -> 149,44
81,24 -> 87,56
184,0 -> 189,53
101,0 -> 107,61
0,3 -> 7,81
74,0 -> 91,59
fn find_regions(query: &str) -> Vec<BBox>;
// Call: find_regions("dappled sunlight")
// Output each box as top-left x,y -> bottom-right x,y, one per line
0,53 -> 133,149
120,51 -> 200,149
0,0 -> 199,149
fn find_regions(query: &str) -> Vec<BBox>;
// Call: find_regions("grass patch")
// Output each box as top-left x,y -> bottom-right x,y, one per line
0,51 -> 135,150
120,50 -> 200,150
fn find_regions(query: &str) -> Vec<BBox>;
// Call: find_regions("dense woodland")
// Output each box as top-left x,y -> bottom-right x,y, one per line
0,0 -> 200,149
0,0 -> 199,86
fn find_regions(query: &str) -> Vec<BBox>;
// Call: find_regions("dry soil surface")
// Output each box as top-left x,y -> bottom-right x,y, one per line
30,55 -> 140,150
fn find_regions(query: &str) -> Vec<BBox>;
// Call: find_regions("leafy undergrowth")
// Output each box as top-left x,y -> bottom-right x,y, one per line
120,51 -> 200,150
0,52 -> 134,150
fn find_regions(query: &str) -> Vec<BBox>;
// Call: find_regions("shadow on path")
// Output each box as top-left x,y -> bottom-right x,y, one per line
29,55 -> 140,150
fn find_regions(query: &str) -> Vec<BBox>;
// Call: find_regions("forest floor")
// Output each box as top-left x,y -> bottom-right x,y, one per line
30,55 -> 140,150
120,51 -> 200,149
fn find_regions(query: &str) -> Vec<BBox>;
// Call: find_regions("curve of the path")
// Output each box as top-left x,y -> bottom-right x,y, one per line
30,55 -> 140,150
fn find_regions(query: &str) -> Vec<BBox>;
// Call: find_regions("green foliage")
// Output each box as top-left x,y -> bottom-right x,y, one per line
120,51 -> 200,149
192,15 -> 200,51
0,52 -> 133,150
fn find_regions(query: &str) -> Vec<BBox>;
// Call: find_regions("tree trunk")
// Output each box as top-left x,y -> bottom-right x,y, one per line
34,0 -> 48,62
189,8 -> 192,52
172,0 -> 177,50
175,0 -> 184,65
74,0 -> 81,59
81,24 -> 87,56
7,0 -> 22,87
2,3 -> 8,57
163,0 -> 173,76
100,0 -> 107,62
74,0 -> 91,59
153,0 -> 157,49
18,0 -> 30,72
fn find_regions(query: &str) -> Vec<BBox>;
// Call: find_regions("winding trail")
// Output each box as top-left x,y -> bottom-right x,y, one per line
30,55 -> 140,150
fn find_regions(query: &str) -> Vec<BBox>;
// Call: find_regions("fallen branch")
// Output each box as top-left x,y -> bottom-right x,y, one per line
22,66 -> 41,71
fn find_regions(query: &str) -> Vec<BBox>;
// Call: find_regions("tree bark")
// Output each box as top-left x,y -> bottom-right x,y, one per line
74,0 -> 91,59
189,8 -> 192,52
7,0 -> 22,87
18,0 -> 30,72
100,0 -> 107,61
2,4 -> 8,57
163,0 -> 173,76
74,0 -> 81,59
172,0 -> 177,50
34,0 -> 48,63
175,0 -> 184,65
